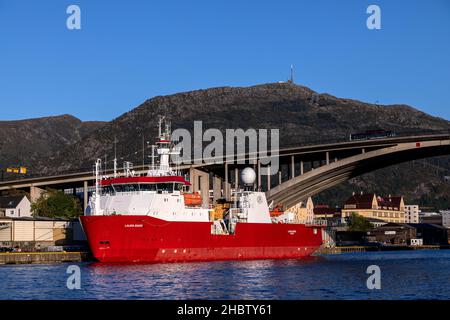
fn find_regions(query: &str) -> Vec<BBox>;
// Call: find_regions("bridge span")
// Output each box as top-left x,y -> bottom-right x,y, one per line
0,133 -> 449,210
266,135 -> 450,208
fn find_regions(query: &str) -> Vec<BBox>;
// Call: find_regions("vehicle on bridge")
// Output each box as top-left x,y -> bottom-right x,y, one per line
350,130 -> 397,141
80,117 -> 323,263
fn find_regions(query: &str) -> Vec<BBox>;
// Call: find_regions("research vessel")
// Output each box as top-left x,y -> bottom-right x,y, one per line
80,118 -> 323,263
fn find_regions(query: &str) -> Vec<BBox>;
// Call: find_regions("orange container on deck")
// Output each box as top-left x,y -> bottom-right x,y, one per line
184,192 -> 202,206
269,205 -> 284,217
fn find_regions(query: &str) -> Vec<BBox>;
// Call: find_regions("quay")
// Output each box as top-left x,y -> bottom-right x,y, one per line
316,245 -> 450,255
0,251 -> 91,265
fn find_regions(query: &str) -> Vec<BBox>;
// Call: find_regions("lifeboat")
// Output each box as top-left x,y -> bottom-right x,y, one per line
184,192 -> 202,206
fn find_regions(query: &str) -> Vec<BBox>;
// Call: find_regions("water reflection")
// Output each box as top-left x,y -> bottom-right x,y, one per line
1,250 -> 450,300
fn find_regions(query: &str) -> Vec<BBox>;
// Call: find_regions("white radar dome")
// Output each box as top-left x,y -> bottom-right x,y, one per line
241,167 -> 256,185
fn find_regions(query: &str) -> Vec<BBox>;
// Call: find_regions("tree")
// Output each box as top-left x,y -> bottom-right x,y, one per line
347,213 -> 373,232
31,189 -> 82,218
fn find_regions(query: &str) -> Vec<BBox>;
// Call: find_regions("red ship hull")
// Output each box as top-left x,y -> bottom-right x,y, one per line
80,215 -> 323,263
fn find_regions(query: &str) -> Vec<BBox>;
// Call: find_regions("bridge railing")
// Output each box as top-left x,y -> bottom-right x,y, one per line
281,128 -> 450,149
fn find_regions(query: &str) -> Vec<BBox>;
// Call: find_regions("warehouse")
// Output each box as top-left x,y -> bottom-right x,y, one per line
366,223 -> 416,245
366,223 -> 449,245
0,216 -> 86,251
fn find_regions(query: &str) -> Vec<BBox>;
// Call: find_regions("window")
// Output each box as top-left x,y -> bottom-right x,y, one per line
157,183 -> 174,192
140,183 -> 157,191
112,184 -> 139,193
125,184 -> 139,192
18,209 -> 20,217
101,185 -> 115,195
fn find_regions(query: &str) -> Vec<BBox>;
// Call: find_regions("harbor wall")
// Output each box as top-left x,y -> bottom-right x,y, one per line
316,244 -> 450,255
0,251 -> 90,264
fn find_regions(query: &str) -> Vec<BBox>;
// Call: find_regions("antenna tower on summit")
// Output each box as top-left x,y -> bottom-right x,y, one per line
289,64 -> 294,83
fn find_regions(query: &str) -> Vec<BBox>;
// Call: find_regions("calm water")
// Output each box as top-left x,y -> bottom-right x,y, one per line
1,250 -> 450,300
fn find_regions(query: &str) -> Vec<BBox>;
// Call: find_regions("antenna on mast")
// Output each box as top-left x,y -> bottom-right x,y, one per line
94,159 -> 102,215
151,145 -> 156,169
113,136 -> 118,178
142,135 -> 145,170
290,64 -> 294,83
158,116 -> 166,138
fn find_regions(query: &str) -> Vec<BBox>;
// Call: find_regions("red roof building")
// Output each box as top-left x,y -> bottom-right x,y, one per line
313,205 -> 341,218
342,193 -> 406,223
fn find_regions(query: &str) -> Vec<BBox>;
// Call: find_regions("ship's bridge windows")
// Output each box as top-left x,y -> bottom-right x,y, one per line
101,185 -> 115,195
139,183 -> 157,192
157,183 -> 175,192
175,183 -> 183,191
106,182 -> 185,193
113,184 -> 139,193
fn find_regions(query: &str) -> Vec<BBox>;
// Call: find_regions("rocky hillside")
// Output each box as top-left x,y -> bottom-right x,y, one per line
0,115 -> 105,176
1,82 -> 449,208
35,83 -> 450,172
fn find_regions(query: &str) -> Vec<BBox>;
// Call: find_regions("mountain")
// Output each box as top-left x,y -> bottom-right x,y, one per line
0,115 -> 105,176
1,82 -> 449,208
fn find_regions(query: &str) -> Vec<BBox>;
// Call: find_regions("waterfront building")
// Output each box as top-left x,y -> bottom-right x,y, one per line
366,223 -> 416,245
420,212 -> 442,225
366,223 -> 448,245
0,216 -> 86,251
410,223 -> 449,245
405,205 -> 420,223
341,193 -> 406,223
288,197 -> 314,224
313,205 -> 341,219
366,217 -> 388,228
335,231 -> 367,246
440,210 -> 450,228
0,196 -> 31,218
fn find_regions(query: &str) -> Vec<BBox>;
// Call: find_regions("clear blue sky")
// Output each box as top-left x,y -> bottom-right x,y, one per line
0,0 -> 449,121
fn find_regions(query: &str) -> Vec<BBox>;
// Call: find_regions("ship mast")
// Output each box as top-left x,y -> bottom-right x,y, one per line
113,136 -> 118,178
94,158 -> 102,215
147,116 -> 179,176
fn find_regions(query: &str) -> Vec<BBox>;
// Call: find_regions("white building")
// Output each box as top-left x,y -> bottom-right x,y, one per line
0,196 -> 32,218
440,210 -> 450,228
404,205 -> 420,223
